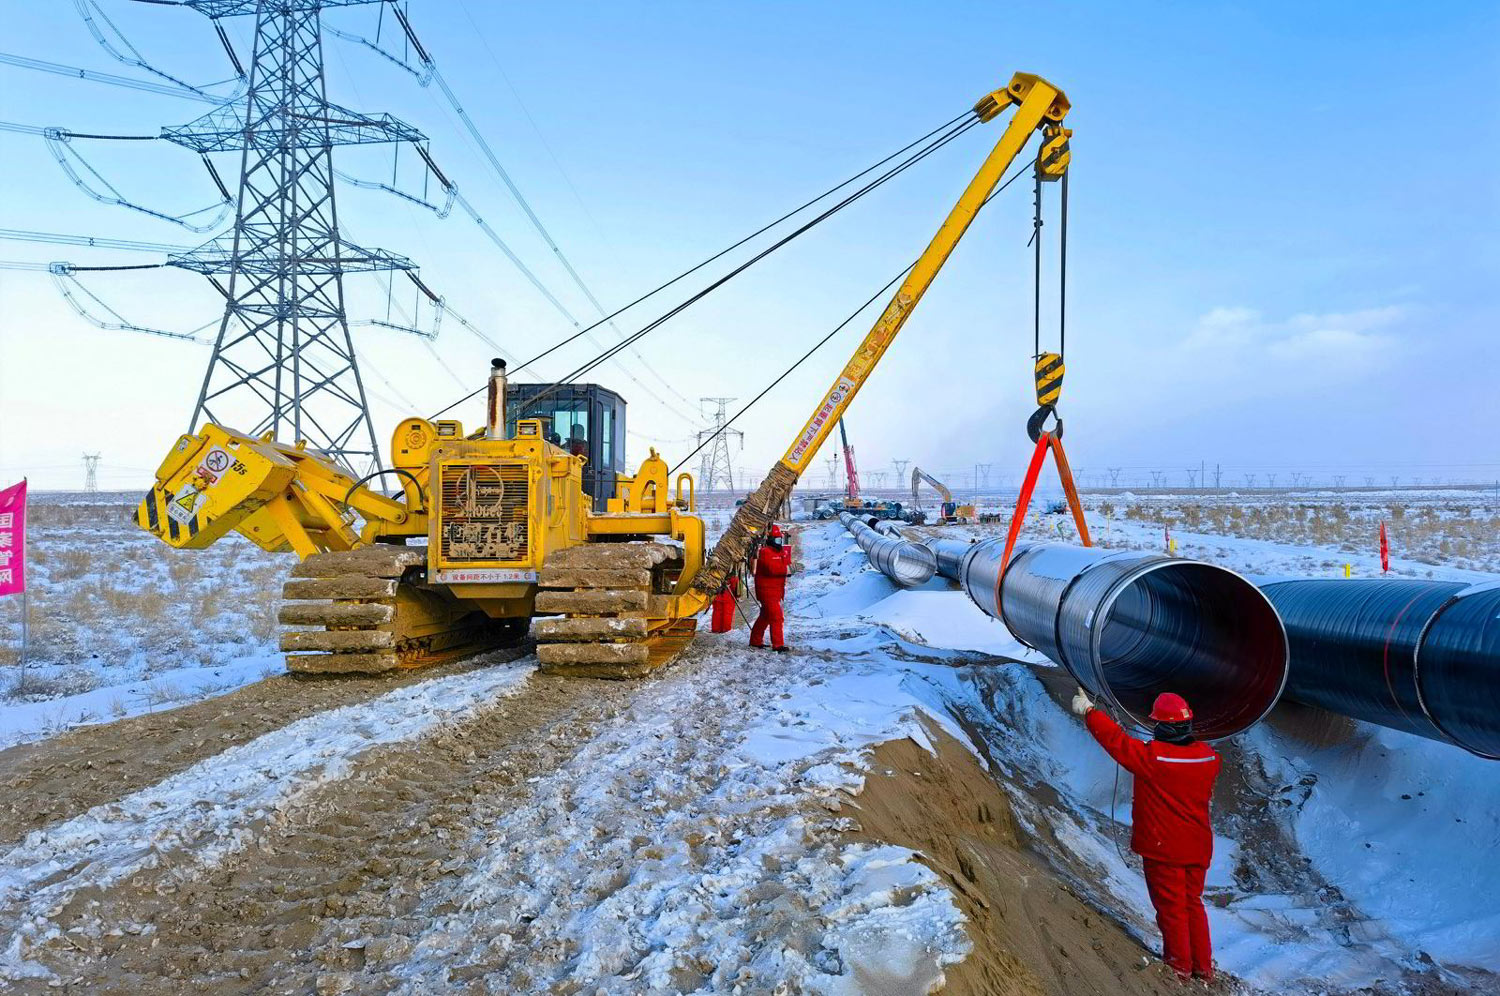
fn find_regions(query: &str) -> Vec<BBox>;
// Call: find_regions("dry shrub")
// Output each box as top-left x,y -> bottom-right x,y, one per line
3,665 -> 99,702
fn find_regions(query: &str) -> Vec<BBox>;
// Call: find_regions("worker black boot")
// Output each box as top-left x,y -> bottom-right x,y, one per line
773,646 -> 790,653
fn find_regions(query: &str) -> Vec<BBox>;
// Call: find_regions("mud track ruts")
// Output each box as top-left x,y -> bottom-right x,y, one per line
18,668 -> 631,995
0,652 -> 529,849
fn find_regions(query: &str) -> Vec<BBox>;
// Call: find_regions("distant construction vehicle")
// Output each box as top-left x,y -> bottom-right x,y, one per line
134,71 -> 1072,679
911,467 -> 976,524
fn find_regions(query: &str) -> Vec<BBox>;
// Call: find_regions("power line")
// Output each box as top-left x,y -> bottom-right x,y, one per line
0,228 -> 191,253
0,51 -> 228,103
73,0 -> 245,98
364,6 -> 705,428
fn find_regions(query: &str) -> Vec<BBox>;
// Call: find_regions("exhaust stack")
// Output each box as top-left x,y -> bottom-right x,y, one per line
961,541 -> 1288,739
485,357 -> 508,440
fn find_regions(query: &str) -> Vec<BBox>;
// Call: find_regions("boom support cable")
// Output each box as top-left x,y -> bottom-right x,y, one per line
670,159 -> 1035,472
429,108 -> 978,420
526,114 -> 984,411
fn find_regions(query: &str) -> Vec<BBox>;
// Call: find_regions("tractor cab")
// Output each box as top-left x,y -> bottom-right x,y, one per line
506,383 -> 626,510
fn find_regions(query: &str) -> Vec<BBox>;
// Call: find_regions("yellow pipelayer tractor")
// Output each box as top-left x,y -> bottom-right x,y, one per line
135,73 -> 1071,678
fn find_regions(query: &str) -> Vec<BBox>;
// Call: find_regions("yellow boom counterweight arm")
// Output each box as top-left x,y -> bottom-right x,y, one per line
683,72 -> 1070,605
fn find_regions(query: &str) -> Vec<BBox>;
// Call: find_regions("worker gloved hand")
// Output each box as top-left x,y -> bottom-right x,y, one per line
1070,689 -> 1094,716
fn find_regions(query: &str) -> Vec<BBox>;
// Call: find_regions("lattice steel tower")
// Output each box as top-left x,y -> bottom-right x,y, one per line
164,0 -> 423,471
82,453 -> 100,493
696,397 -> 742,493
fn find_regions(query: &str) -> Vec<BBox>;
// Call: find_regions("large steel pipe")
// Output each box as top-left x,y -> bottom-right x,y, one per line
929,538 -> 980,582
839,512 -> 936,588
961,540 -> 1288,739
1258,579 -> 1500,759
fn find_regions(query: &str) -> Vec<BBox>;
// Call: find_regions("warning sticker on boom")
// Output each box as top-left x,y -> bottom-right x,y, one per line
786,377 -> 855,467
167,483 -> 206,525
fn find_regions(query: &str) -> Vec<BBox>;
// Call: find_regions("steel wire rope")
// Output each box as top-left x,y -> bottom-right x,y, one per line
441,113 -> 981,431
424,109 -> 977,420
528,114 -> 985,416
668,159 -> 1036,474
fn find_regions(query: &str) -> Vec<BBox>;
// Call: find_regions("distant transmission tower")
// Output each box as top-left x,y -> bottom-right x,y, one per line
695,397 -> 742,492
892,459 -> 910,485
164,0 -> 424,471
82,453 -> 101,493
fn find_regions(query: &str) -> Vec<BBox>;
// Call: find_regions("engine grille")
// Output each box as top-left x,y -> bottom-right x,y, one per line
437,462 -> 529,562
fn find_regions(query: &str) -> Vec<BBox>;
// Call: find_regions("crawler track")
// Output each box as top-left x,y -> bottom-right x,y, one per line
279,546 -> 519,674
533,541 -> 696,678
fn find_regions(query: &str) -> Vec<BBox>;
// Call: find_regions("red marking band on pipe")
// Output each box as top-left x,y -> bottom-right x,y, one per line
1382,591 -> 1427,727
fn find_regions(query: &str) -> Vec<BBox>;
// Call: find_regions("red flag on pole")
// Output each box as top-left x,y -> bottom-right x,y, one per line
0,480 -> 24,598
1380,520 -> 1389,573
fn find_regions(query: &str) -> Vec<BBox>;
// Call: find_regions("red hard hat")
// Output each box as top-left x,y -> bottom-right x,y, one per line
1149,692 -> 1193,723
768,524 -> 783,538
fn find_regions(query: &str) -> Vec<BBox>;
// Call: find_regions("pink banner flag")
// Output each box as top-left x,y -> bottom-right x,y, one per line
0,479 -> 25,597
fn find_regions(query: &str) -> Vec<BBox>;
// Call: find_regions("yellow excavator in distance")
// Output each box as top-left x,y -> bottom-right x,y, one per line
910,467 -> 976,524
135,72 -> 1071,679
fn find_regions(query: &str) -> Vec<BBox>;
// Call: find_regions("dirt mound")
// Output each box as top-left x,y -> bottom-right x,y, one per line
846,723 -> 1204,996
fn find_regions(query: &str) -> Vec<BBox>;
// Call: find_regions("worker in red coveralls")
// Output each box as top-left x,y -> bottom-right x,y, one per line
1072,688 -> 1221,983
709,575 -> 739,633
749,524 -> 792,652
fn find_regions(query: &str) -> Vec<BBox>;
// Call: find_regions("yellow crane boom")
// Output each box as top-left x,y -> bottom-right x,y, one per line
684,71 -> 1070,606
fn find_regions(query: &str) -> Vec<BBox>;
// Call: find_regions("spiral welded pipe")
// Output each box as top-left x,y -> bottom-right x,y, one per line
958,539 -> 1289,740
928,538 -> 980,582
838,512 -> 936,588
1258,579 -> 1500,759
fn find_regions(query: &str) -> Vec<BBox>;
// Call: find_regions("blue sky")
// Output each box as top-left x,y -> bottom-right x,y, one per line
1,1 -> 1497,491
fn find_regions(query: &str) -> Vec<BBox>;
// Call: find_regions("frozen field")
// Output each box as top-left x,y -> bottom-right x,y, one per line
0,489 -> 1494,993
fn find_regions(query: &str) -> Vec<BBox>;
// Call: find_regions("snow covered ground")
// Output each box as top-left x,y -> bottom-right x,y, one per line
794,516 -> 1500,991
0,488 -> 1494,992
0,491 -> 287,746
378,634 -> 976,995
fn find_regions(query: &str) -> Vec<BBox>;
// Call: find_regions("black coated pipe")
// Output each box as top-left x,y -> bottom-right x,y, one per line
1258,579 -> 1500,759
961,540 -> 1288,740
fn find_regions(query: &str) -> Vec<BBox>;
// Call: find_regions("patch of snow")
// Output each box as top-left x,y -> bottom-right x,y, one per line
0,654 -> 279,750
1250,721 -> 1500,971
857,588 -> 1033,659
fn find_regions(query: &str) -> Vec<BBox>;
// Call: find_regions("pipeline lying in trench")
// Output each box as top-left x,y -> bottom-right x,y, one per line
837,512 -> 936,589
1258,578 -> 1500,759
953,538 -> 1289,740
922,534 -> 1499,756
929,538 -> 981,583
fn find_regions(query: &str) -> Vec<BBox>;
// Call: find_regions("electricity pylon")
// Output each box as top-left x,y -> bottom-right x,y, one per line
164,0 -> 425,472
695,397 -> 742,492
82,453 -> 100,493
892,459 -> 910,485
